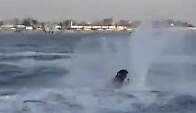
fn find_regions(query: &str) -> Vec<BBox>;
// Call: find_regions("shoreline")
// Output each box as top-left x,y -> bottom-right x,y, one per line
0,29 -> 133,35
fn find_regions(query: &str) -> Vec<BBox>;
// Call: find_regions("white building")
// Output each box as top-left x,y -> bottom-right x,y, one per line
116,26 -> 127,30
71,25 -> 83,29
108,26 -> 116,29
92,26 -> 102,29
26,26 -> 33,30
16,25 -> 26,29
1,24 -> 14,28
55,25 -> 61,29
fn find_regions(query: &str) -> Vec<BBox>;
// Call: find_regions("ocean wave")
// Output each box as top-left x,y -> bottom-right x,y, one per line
0,63 -> 69,87
0,52 -> 72,61
0,88 -> 196,113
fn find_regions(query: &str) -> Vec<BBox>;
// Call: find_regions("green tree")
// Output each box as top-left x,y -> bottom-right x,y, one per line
41,22 -> 46,32
22,19 -> 31,26
32,19 -> 38,25
59,22 -> 63,29
0,21 -> 3,26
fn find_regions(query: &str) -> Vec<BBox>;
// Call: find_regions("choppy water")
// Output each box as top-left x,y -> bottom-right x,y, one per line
0,32 -> 196,113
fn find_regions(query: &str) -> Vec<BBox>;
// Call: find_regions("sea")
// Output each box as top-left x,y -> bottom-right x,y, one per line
0,29 -> 196,113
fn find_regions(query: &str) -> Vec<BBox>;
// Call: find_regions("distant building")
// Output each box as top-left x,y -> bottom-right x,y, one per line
91,26 -> 102,30
154,20 -> 194,28
0,24 -> 16,32
16,25 -> 26,29
70,25 -> 83,30
1,20 -> 15,26
186,22 -> 194,27
44,22 -> 62,32
0,24 -> 15,28
116,26 -> 127,30
62,20 -> 73,29
26,26 -> 33,30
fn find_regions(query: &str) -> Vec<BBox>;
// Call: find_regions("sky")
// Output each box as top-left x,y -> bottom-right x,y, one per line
0,0 -> 195,24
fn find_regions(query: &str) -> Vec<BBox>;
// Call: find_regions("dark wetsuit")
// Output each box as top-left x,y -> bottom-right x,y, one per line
113,69 -> 129,88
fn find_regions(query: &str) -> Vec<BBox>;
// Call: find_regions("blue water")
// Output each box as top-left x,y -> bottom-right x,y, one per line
0,31 -> 196,113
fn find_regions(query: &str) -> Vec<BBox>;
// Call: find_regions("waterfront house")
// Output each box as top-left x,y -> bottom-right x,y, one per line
1,24 -> 15,29
44,23 -> 62,33
16,25 -> 26,29
26,26 -> 33,30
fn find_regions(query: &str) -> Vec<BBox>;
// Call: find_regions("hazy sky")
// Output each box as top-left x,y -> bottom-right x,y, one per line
0,0 -> 195,24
